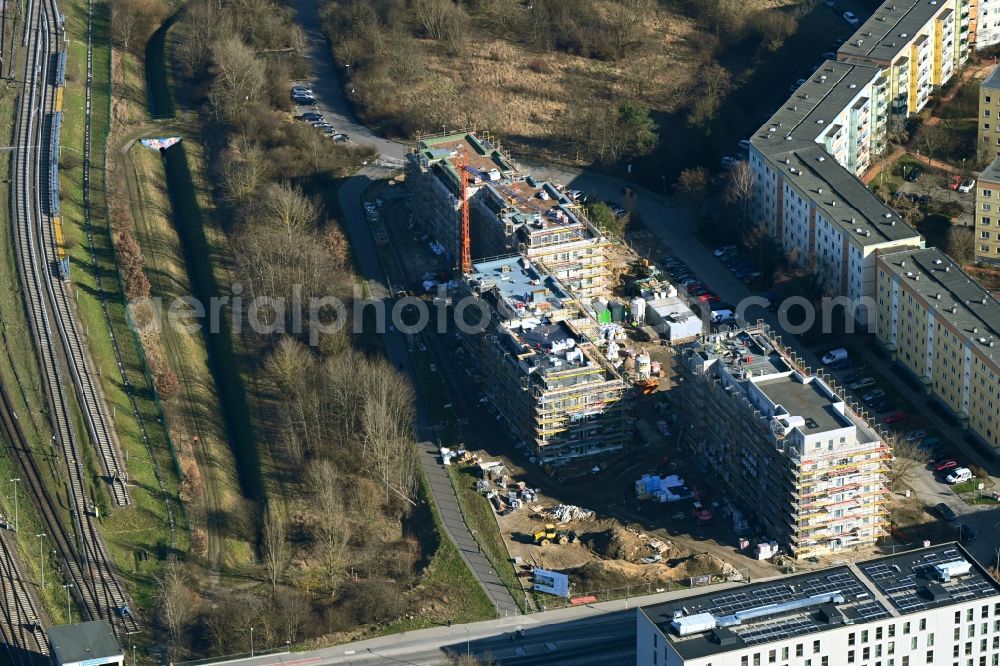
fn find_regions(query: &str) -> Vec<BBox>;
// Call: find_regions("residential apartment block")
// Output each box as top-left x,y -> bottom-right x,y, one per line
838,0 -> 970,117
748,62 -> 923,322
875,247 -> 1000,449
637,543 -> 1000,666
975,154 -> 1000,262
974,0 -> 1000,49
677,326 -> 889,559
462,256 -> 630,464
405,132 -> 611,299
978,66 -> 1000,161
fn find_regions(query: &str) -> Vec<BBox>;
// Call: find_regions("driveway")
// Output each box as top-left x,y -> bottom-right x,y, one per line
290,0 -> 405,161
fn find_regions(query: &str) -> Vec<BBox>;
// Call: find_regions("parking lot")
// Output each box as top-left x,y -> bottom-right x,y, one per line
893,162 -> 975,227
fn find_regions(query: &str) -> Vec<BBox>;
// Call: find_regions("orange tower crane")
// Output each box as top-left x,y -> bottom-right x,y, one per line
458,151 -> 472,274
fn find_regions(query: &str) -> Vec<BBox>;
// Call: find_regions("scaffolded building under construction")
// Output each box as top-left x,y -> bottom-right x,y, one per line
676,326 -> 890,559
405,131 -> 611,300
464,255 -> 630,464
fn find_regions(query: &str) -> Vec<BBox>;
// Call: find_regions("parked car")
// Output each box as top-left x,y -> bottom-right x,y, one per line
872,399 -> 896,413
862,388 -> 886,404
822,348 -> 849,365
843,11 -> 860,26
920,436 -> 942,451
959,524 -> 978,543
883,410 -> 909,425
738,139 -> 751,152
697,293 -> 720,303
299,112 -> 323,122
946,467 -> 973,484
948,175 -> 962,191
721,156 -> 740,169
935,503 -> 958,521
292,95 -> 316,105
935,459 -> 959,473
292,84 -> 313,95
687,283 -> 706,294
904,166 -> 923,182
714,245 -> 737,257
847,377 -> 876,391
959,178 -> 976,193
904,429 -> 927,443
331,133 -> 350,142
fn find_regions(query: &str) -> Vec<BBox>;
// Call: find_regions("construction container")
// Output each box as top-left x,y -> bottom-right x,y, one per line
636,352 -> 652,380
630,296 -> 646,325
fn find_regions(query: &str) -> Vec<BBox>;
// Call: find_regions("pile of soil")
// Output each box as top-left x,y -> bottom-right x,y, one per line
568,552 -> 731,591
583,526 -> 651,562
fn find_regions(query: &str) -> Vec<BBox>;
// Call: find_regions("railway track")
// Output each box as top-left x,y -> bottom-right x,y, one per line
9,0 -> 141,641
0,527 -> 49,665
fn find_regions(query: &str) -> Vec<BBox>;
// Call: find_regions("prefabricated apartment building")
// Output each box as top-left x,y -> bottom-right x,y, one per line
406,133 -> 631,464
676,326 -> 890,559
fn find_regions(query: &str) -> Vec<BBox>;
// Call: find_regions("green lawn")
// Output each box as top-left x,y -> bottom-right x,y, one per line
58,0 -> 188,612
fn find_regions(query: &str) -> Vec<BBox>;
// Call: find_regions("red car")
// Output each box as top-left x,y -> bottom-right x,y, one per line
935,459 -> 959,473
948,175 -> 961,191
698,293 -> 720,303
883,410 -> 909,424
687,283 -> 706,294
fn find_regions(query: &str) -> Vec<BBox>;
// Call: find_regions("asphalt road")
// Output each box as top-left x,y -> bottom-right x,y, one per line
290,0 -> 405,161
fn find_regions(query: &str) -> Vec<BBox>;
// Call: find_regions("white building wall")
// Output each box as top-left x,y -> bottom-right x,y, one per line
640,597 -> 1000,666
980,0 -> 1000,48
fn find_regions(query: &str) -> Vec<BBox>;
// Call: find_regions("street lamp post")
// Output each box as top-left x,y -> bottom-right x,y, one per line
35,533 -> 45,587
250,626 -> 254,658
126,631 -> 138,666
10,478 -> 20,532
62,583 -> 73,621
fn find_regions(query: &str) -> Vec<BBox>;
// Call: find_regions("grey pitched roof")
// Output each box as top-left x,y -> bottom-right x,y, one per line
48,621 -> 122,665
983,63 -> 1000,90
879,247 -> 1000,367
837,0 -> 951,62
750,60 -> 920,246
979,153 -> 1000,185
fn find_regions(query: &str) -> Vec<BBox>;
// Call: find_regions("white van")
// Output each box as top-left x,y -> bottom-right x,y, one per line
821,348 -> 848,365
946,468 -> 973,484
710,309 -> 736,324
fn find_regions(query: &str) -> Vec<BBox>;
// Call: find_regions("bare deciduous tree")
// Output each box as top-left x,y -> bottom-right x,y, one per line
110,0 -> 168,54
605,0 -> 654,53
221,137 -> 272,205
887,434 -> 930,491
262,502 -> 288,594
210,36 -> 267,119
947,225 -> 976,265
311,460 -> 351,593
725,161 -> 754,231
252,182 -> 320,237
157,557 -> 194,653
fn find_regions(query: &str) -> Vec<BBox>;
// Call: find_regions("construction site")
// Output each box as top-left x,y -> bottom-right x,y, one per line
674,325 -> 891,560
404,131 -> 704,467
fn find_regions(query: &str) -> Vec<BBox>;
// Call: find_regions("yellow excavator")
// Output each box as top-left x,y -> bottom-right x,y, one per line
533,523 -> 573,546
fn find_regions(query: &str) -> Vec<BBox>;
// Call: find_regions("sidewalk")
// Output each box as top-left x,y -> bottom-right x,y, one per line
337,174 -> 520,619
